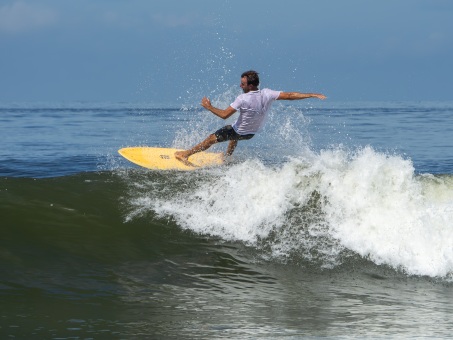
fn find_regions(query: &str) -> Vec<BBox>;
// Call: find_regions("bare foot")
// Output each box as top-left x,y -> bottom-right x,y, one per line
174,151 -> 197,167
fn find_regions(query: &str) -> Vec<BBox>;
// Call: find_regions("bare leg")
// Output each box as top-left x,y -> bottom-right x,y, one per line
226,140 -> 238,157
175,134 -> 218,166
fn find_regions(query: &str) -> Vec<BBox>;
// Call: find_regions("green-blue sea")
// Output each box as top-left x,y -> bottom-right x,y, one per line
1,99 -> 453,338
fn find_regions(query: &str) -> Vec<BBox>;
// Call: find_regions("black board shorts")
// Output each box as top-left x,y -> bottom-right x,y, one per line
214,125 -> 254,143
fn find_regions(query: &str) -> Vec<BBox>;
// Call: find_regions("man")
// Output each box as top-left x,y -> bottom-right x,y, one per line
175,70 -> 326,166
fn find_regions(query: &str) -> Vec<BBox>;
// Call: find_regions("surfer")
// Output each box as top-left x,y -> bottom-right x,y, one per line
175,70 -> 326,165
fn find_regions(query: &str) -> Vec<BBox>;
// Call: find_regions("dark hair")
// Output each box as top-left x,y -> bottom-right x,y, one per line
241,70 -> 260,86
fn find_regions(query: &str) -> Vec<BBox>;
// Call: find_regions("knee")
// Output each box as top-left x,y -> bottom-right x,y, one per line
208,134 -> 218,143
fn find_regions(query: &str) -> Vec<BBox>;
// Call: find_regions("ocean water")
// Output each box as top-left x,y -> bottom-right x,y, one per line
1,99 -> 453,338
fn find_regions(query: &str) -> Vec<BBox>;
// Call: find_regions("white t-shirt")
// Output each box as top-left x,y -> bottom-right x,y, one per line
230,88 -> 281,135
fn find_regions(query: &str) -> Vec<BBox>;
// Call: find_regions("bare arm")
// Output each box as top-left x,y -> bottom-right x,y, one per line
201,97 -> 237,119
277,92 -> 327,100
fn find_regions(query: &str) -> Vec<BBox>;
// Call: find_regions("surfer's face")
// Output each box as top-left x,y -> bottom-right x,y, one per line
240,77 -> 251,93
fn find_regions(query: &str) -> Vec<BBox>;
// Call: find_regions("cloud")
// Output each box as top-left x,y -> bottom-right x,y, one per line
0,1 -> 58,33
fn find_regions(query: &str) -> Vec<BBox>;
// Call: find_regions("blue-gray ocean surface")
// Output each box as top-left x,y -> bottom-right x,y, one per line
1,99 -> 452,339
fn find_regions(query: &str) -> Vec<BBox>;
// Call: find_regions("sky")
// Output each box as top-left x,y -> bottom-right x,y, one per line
0,0 -> 452,103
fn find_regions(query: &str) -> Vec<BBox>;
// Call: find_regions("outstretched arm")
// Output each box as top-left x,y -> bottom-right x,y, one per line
277,92 -> 326,100
201,97 -> 237,119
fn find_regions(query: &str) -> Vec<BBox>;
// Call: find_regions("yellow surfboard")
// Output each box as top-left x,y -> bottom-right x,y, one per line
118,147 -> 224,171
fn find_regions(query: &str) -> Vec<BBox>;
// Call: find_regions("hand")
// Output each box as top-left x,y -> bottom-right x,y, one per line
314,94 -> 327,100
201,97 -> 212,109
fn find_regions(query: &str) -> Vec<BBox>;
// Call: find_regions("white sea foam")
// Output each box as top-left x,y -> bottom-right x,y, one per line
126,145 -> 453,278
313,147 -> 453,277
